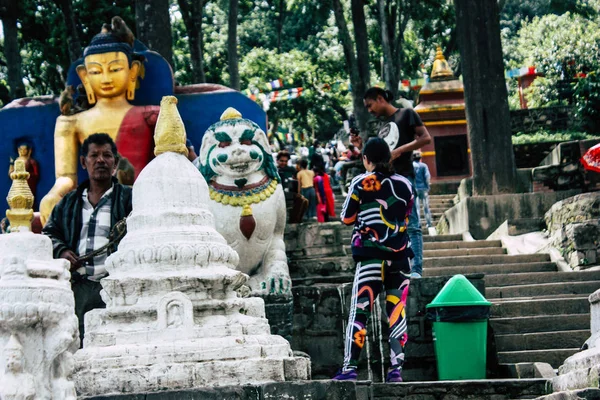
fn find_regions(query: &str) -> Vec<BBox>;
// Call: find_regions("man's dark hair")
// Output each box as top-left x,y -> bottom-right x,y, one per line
277,150 -> 291,161
81,133 -> 118,157
364,87 -> 394,103
298,158 -> 308,169
363,137 -> 393,175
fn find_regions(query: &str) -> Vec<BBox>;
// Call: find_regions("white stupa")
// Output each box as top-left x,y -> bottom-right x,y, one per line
73,96 -> 309,396
0,160 -> 78,399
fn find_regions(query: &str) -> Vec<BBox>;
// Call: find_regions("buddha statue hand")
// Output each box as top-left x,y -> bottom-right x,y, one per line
40,192 -> 62,226
40,177 -> 76,225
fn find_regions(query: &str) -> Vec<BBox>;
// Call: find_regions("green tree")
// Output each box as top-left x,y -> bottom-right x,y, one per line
240,47 -> 350,141
177,0 -> 207,83
503,12 -> 600,108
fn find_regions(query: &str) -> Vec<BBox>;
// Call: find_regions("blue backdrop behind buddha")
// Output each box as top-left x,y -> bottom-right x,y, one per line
0,38 -> 266,211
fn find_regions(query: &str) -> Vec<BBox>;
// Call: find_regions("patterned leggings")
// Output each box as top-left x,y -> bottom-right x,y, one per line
343,258 -> 411,371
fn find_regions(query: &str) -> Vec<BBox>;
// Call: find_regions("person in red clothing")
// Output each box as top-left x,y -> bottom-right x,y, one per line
313,164 -> 335,222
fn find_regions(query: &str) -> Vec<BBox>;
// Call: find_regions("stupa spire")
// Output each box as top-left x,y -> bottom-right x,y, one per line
154,95 -> 188,157
430,46 -> 455,81
6,160 -> 34,232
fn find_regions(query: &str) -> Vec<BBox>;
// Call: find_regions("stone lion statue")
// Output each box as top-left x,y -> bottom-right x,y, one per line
199,108 -> 290,295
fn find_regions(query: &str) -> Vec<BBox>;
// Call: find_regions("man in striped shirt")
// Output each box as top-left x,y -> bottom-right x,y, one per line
43,133 -> 132,346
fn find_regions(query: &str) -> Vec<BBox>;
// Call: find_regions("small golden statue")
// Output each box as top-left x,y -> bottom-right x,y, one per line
39,16 -> 159,225
9,142 -> 39,198
6,160 -> 34,232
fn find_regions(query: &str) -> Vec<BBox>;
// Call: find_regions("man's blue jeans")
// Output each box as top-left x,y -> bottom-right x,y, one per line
407,176 -> 423,275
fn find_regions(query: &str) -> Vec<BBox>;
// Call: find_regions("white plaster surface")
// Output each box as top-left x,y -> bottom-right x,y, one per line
0,232 -> 78,399
74,152 -> 309,396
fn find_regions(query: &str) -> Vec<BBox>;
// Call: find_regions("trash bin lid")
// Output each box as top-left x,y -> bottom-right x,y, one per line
426,274 -> 491,308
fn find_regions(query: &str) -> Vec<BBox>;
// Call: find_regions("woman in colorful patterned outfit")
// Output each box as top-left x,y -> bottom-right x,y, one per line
333,137 -> 414,383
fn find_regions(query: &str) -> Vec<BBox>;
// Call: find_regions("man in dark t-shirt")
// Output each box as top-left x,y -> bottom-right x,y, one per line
356,87 -> 432,278
378,108 -> 425,177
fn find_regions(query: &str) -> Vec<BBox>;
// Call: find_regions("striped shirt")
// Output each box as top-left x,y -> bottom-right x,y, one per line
76,186 -> 113,281
341,171 -> 414,260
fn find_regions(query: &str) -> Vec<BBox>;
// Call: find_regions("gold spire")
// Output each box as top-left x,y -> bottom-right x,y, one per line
154,96 -> 189,157
220,107 -> 242,121
6,160 -> 34,232
430,46 -> 455,81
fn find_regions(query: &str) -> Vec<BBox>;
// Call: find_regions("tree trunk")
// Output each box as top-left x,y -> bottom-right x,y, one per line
178,0 -> 206,83
0,0 -> 26,99
228,0 -> 240,90
378,0 -> 396,98
332,0 -> 369,134
277,0 -> 285,52
135,0 -> 174,67
351,0 -> 370,95
454,0 -> 517,195
54,0 -> 82,62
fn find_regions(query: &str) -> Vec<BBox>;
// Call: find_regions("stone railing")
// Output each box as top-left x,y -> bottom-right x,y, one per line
545,193 -> 600,268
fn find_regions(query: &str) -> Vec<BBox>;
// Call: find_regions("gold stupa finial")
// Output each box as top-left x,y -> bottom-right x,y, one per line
220,107 -> 242,121
6,160 -> 34,232
430,46 -> 455,81
154,95 -> 189,157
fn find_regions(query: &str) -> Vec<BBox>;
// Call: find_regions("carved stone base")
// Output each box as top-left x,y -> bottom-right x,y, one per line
263,293 -> 294,341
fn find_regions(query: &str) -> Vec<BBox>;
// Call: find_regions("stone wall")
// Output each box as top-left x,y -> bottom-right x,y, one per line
439,190 -> 581,240
80,381 -> 356,400
545,193 -> 600,269
285,221 -> 346,260
290,266 -> 488,382
510,106 -> 574,134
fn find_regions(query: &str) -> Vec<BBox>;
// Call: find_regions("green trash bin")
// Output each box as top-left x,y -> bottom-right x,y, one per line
426,274 -> 491,380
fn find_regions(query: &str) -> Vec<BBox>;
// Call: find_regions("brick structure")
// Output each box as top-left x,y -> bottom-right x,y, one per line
414,47 -> 472,183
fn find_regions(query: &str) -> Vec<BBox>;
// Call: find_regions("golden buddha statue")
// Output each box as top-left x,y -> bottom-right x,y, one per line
40,20 -> 159,225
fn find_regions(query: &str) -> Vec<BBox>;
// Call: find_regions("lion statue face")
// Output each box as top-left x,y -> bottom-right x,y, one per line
199,109 -> 279,185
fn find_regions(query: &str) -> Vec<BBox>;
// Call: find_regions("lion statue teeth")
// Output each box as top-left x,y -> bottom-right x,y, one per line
199,108 -> 290,295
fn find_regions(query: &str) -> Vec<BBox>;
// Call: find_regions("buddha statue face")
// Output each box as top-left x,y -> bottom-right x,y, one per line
76,51 -> 140,104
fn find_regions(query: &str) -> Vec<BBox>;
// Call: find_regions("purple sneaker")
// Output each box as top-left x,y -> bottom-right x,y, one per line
386,368 -> 403,383
332,368 -> 357,381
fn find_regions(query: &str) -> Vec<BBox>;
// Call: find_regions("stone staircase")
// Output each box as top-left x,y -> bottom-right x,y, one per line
287,193 -> 600,399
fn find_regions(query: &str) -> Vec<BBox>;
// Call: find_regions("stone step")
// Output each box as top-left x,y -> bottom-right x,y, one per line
495,329 -> 590,352
341,239 -> 498,255
497,348 -> 580,369
424,240 -> 502,250
487,281 -> 600,299
425,262 -> 557,277
430,194 -> 456,200
422,233 -> 463,242
421,207 -> 449,213
486,270 -> 600,287
423,253 -> 551,268
366,378 -> 551,399
491,313 -> 591,335
423,247 -> 507,258
428,199 -> 455,204
491,296 -> 589,318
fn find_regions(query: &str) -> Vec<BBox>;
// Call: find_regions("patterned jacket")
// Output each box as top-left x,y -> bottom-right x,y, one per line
42,178 -> 132,259
341,171 -> 414,261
